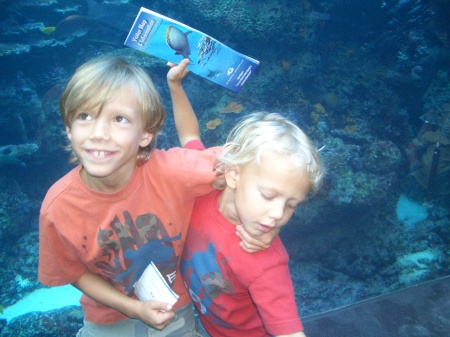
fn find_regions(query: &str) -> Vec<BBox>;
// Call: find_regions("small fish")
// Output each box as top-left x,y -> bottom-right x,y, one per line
165,26 -> 192,59
40,26 -> 56,35
0,154 -> 26,168
52,15 -> 93,40
206,69 -> 224,78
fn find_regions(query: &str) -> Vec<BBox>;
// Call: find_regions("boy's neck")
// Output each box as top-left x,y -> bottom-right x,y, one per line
79,166 -> 136,193
218,188 -> 240,226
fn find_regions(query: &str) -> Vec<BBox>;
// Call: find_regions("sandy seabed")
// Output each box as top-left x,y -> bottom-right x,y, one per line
1,285 -> 82,322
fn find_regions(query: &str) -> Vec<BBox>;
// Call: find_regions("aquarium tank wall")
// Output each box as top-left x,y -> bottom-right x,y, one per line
0,0 -> 449,335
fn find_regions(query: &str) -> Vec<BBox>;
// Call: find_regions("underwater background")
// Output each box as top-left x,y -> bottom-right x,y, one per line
0,0 -> 449,335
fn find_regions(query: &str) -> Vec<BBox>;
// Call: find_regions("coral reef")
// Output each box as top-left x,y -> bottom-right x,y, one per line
0,232 -> 40,307
219,102 -> 243,114
0,306 -> 83,336
363,140 -> 402,174
0,43 -> 30,57
206,118 -> 221,130
0,178 -> 30,245
0,0 -> 449,330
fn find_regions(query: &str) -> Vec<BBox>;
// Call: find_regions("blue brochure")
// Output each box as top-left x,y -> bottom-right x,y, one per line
124,7 -> 259,92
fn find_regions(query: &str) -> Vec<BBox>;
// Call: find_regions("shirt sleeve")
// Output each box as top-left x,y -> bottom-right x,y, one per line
184,139 -> 206,150
249,263 -> 304,335
38,210 -> 87,286
171,145 -> 220,198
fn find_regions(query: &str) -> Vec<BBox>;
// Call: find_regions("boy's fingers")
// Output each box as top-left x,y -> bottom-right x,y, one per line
239,241 -> 258,253
235,227 -> 259,252
148,300 -> 173,312
180,58 -> 190,68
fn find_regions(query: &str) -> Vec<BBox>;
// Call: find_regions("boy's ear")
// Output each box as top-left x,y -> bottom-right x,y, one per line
224,166 -> 240,189
140,132 -> 153,147
65,126 -> 72,141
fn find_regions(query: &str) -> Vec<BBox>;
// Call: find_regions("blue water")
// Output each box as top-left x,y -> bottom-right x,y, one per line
0,0 -> 449,335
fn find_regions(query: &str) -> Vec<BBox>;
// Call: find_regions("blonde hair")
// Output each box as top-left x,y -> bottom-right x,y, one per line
59,57 -> 165,165
214,112 -> 324,195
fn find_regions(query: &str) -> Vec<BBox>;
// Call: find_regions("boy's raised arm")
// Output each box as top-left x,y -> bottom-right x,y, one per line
167,59 -> 201,147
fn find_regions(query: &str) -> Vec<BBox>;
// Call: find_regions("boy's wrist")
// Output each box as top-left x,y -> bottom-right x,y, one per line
120,296 -> 142,319
167,81 -> 183,92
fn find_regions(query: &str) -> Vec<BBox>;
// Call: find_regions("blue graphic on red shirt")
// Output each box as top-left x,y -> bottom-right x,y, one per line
96,210 -> 180,294
181,242 -> 234,329
117,234 -> 181,292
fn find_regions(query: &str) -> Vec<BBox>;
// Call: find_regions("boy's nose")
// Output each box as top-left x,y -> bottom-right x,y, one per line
90,119 -> 111,141
268,203 -> 284,221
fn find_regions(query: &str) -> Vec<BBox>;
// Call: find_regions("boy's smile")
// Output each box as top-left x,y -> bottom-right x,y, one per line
66,87 -> 152,192
88,150 -> 114,159
220,152 -> 311,237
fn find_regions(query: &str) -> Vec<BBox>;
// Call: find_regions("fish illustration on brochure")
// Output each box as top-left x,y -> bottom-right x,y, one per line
124,7 -> 259,92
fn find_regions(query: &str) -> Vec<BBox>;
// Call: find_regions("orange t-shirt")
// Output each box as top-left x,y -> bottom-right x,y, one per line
38,146 -> 219,324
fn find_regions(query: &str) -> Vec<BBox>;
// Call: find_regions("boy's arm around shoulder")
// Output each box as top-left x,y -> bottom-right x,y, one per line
72,269 -> 175,330
236,224 -> 280,253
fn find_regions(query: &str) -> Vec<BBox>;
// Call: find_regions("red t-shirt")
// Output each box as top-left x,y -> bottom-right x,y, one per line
39,146 -> 219,324
181,190 -> 303,336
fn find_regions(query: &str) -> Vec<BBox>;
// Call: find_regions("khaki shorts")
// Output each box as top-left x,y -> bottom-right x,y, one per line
76,303 -> 203,337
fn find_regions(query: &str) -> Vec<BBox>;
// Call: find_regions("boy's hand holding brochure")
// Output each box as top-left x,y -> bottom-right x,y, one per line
134,262 -> 179,307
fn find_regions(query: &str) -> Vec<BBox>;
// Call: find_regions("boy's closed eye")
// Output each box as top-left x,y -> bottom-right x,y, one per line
261,193 -> 273,201
260,190 -> 275,200
260,190 -> 300,209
